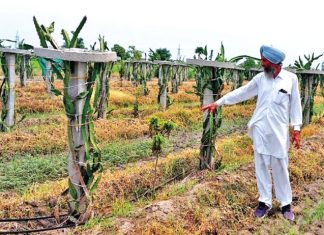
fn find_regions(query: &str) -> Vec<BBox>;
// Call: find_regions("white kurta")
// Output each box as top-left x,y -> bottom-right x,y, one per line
216,69 -> 303,158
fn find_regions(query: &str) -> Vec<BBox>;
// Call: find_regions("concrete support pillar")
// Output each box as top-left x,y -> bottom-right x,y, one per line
5,53 -> 16,128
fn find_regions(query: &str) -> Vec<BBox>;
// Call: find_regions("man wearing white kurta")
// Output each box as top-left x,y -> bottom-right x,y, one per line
202,45 -> 302,221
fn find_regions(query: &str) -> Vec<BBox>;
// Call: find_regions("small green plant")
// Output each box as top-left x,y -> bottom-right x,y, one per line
148,117 -> 176,196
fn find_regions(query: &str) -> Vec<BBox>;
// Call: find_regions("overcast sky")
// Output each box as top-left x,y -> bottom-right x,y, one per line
1,0 -> 324,66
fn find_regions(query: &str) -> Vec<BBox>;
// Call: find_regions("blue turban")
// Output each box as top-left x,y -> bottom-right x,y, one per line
260,45 -> 285,64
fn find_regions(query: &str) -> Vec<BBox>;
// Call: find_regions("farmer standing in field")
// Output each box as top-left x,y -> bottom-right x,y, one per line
202,45 -> 302,221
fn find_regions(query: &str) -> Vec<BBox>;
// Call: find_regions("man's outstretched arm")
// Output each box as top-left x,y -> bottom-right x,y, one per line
202,75 -> 259,112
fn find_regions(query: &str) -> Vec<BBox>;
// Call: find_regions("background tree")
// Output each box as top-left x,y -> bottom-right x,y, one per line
127,46 -> 142,60
239,57 -> 260,70
238,57 -> 260,81
111,44 -> 128,60
195,47 -> 204,59
195,45 -> 213,60
148,48 -> 172,61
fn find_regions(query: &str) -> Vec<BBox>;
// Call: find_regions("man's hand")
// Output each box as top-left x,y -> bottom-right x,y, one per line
201,102 -> 218,113
291,130 -> 301,149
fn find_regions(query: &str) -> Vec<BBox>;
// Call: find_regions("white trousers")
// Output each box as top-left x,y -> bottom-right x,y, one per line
254,151 -> 292,208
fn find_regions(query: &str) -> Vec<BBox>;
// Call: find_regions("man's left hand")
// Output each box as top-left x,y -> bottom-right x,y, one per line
291,130 -> 301,149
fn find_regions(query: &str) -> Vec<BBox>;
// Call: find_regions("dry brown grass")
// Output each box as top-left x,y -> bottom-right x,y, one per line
0,100 -> 202,157
109,90 -> 136,107
0,81 -> 63,113
314,95 -> 324,105
101,121 -> 324,235
289,123 -> 324,184
0,115 -> 67,157
0,179 -> 67,218
1,79 -> 199,113
95,118 -> 149,142
94,149 -> 199,214
0,76 -> 323,233
0,115 -> 150,157
217,134 -> 254,168
0,119 -> 323,234
151,106 -> 201,128
0,148 -> 199,219
222,103 -> 255,119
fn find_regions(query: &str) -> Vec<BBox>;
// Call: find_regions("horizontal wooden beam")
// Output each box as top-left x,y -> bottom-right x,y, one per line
125,59 -> 153,64
0,48 -> 32,55
153,60 -> 176,66
34,47 -> 117,62
249,68 -> 263,72
285,67 -> 324,75
297,70 -> 324,75
186,59 -> 244,70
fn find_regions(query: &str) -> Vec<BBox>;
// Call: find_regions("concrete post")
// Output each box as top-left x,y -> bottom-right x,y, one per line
301,74 -> 313,125
141,63 -> 148,95
20,55 -> 27,87
200,67 -> 218,170
159,65 -> 167,110
45,60 -> 53,97
5,53 -> 16,128
34,47 -> 117,223
232,69 -> 239,90
172,65 -> 178,93
185,66 -> 188,81
67,62 -> 87,209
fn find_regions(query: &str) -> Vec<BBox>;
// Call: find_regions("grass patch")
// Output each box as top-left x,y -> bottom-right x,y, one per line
101,139 -> 154,166
156,179 -> 197,200
217,134 -> 254,172
21,110 -> 64,119
217,117 -> 249,135
0,138 -> 156,192
0,154 -> 67,192
190,116 -> 249,133
111,197 -> 134,217
303,200 -> 324,224
313,103 -> 324,122
83,216 -> 115,230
